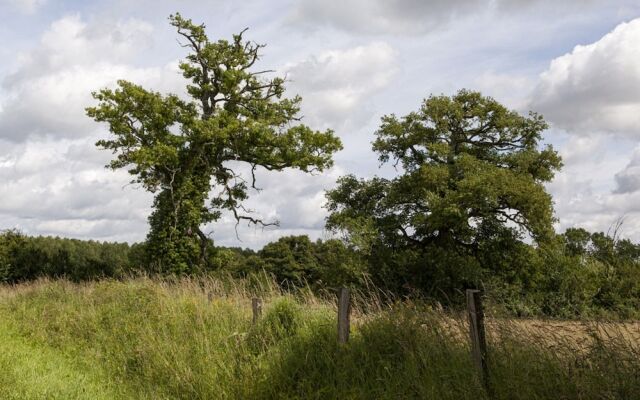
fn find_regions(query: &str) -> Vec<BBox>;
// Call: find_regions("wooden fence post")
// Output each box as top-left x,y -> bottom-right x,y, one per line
466,289 -> 490,392
252,297 -> 262,325
337,288 -> 351,344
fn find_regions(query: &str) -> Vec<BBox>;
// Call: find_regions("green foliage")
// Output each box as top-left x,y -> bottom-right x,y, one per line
207,246 -> 259,275
248,297 -> 302,351
0,230 -> 131,283
256,236 -> 367,288
86,14 -> 341,273
0,230 -> 25,282
0,229 -> 367,291
313,238 -> 368,288
484,227 -> 640,319
536,229 -> 640,318
326,90 -> 562,298
259,236 -> 320,284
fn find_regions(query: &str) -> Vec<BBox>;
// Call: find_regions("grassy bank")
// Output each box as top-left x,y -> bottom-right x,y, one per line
0,278 -> 638,399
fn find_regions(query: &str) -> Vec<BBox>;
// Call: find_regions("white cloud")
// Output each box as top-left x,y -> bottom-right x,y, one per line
288,0 -> 486,35
287,0 -> 606,35
0,15 -> 171,242
557,134 -> 608,165
41,16 -> 151,67
614,146 -> 640,194
7,14 -> 154,78
0,15 -> 185,143
204,165 -> 344,248
531,18 -> 640,137
473,71 -> 535,111
528,18 -> 640,241
547,133 -> 640,241
284,42 -> 398,131
2,0 -> 46,14
0,137 -> 152,242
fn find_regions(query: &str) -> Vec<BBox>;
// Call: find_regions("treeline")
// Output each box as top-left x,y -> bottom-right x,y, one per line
494,228 -> 640,318
1,227 -> 639,318
0,231 -> 362,288
0,230 -> 130,282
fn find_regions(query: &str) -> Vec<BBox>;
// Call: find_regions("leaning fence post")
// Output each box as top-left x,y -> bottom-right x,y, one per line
466,289 -> 490,392
337,287 -> 351,344
252,297 -> 262,325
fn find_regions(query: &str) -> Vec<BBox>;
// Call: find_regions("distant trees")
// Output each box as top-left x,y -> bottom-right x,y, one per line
259,236 -> 320,284
326,90 -> 563,296
257,236 -> 366,288
537,227 -> 640,317
0,230 -> 131,282
0,230 -> 364,288
203,235 -> 366,289
0,230 -> 23,282
87,14 -> 341,273
563,227 -> 640,264
1,227 -> 639,318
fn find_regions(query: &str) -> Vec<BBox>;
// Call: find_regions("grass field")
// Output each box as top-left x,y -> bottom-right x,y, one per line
1,277 -> 638,399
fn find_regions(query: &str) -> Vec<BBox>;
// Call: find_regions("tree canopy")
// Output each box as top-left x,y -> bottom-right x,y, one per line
326,90 -> 563,294
86,14 -> 342,272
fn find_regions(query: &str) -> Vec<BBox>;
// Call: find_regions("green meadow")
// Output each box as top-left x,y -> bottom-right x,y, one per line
1,277 -> 638,400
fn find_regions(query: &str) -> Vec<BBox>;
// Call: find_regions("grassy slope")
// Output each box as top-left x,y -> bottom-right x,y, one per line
0,278 -> 638,400
0,324 -> 129,399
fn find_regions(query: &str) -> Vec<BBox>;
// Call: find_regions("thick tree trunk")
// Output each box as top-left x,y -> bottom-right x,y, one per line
145,167 -> 212,273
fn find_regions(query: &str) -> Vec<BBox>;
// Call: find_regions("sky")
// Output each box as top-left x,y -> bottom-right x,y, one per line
1,0 -> 640,249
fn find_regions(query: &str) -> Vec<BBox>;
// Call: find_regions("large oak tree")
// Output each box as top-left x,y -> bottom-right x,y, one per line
87,14 -> 342,272
326,90 -> 562,294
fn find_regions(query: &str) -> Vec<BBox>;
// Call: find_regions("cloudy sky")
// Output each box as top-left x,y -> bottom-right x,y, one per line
1,0 -> 640,248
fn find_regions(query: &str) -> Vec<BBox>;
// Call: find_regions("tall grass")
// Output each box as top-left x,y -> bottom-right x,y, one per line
0,277 -> 638,399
